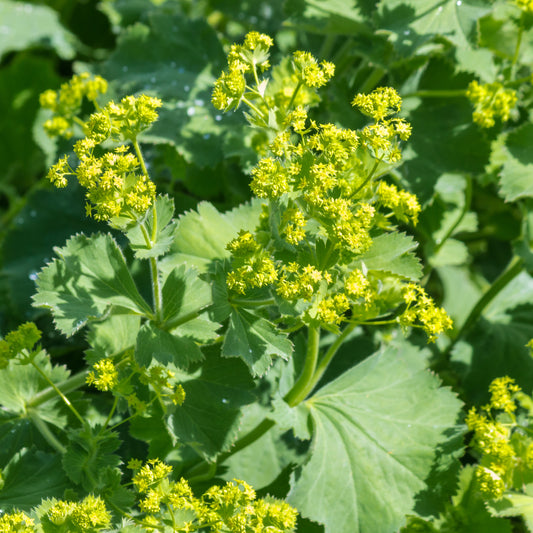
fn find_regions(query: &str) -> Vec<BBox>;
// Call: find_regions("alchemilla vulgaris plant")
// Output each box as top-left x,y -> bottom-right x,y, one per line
2,1 -> 533,532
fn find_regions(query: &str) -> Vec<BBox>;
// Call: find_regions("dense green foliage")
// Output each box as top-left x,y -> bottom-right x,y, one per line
1,0 -> 533,532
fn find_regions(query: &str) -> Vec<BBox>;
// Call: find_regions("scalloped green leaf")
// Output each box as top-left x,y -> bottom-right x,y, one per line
0,2 -> 78,60
167,347 -> 255,460
0,448 -> 70,512
124,195 -> 176,259
377,0 -> 491,57
161,265 -> 212,327
32,233 -> 152,336
85,313 -> 141,364
0,352 -> 69,429
62,427 -> 121,491
223,309 -> 293,377
135,322 -> 204,369
161,200 -> 263,274
288,341 -> 463,533
355,231 -> 422,280
497,124 -> 533,202
488,485 -> 533,531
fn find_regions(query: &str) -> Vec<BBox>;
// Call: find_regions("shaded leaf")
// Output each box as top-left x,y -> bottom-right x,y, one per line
168,347 -> 255,460
0,448 -> 70,512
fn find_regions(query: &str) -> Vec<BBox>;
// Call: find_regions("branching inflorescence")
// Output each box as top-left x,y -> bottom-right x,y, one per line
213,32 -> 451,340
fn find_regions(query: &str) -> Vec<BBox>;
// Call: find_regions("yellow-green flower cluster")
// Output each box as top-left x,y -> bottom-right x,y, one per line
225,231 -> 278,294
139,365 -> 186,407
378,181 -> 421,224
353,87 -> 412,163
464,377 -> 533,500
40,73 -> 108,138
400,284 -> 453,342
0,322 -> 41,368
212,32 -> 273,111
44,81 -> 160,221
466,81 -> 517,128
292,51 -> 335,88
277,263 -> 326,301
0,511 -> 35,533
86,358 -> 118,391
129,460 -> 298,532
45,495 -> 111,531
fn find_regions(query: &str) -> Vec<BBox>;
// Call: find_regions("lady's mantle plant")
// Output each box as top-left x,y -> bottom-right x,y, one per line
0,33 -> 463,533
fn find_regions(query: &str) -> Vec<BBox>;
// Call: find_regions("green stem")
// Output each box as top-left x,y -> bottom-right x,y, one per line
358,66 -> 386,94
444,255 -> 524,356
306,322 -> 358,394
28,411 -> 67,454
510,21 -> 524,80
216,418 -> 276,464
241,95 -> 267,120
228,297 -> 276,308
284,326 -> 321,407
99,396 -> 118,435
30,361 -> 86,427
433,175 -> 472,258
286,80 -> 303,111
402,89 -> 466,99
27,370 -> 88,409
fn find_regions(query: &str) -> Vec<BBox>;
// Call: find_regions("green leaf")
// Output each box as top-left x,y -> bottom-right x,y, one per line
0,352 -> 69,429
377,0 -> 491,57
288,341 -> 463,533
135,322 -> 204,369
62,427 -> 121,491
167,347 -> 255,460
1,183 -> 101,320
223,309 -> 293,377
173,317 -> 221,343
284,0 -> 369,35
124,195 -> 176,259
85,313 -> 141,364
454,271 -> 533,405
430,239 -> 469,267
488,486 -> 533,532
99,12 -> 245,167
161,199 -> 263,274
0,2 -> 78,60
0,448 -> 71,512
497,124 -> 533,202
161,265 -> 212,327
355,232 -> 422,280
33,233 -> 153,336
220,403 -> 307,490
